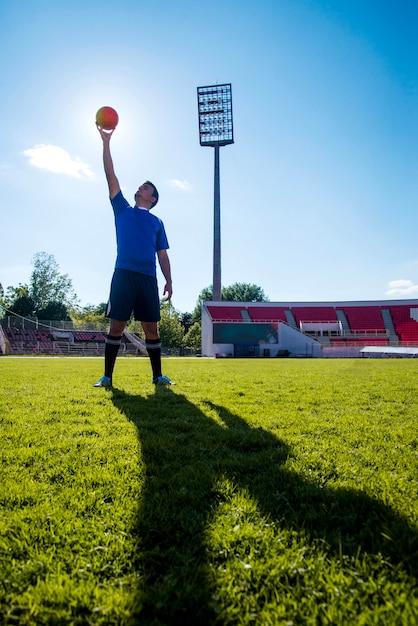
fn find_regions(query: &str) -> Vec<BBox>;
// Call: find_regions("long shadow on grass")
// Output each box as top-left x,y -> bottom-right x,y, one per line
110,387 -> 418,624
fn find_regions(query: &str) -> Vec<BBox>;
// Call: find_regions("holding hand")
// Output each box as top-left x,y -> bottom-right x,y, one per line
96,123 -> 115,142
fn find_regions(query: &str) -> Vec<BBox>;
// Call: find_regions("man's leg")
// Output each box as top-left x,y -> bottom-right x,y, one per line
94,319 -> 126,387
141,322 -> 175,385
105,319 -> 126,379
142,321 -> 162,381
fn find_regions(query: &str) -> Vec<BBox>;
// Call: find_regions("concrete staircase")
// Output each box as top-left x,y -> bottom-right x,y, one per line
336,309 -> 351,336
381,308 -> 398,343
285,309 -> 298,329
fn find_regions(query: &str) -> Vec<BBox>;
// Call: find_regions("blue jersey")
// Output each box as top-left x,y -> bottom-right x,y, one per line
111,191 -> 169,277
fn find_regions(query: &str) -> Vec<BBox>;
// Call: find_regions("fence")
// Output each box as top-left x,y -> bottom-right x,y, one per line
0,316 -> 108,332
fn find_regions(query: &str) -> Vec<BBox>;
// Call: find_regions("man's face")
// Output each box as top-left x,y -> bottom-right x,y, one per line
135,182 -> 156,207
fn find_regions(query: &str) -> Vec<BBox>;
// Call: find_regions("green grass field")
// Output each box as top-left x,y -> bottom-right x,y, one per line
1,356 -> 417,625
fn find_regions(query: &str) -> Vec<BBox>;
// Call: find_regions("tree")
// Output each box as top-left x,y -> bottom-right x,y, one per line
9,295 -> 36,317
183,322 -> 201,351
1,255 -> 78,323
179,312 -> 193,333
222,282 -> 269,303
192,283 -> 269,324
36,302 -> 71,321
30,252 -> 78,312
191,286 -> 213,325
71,303 -> 107,327
2,284 -> 30,309
159,303 -> 185,350
0,284 -> 34,318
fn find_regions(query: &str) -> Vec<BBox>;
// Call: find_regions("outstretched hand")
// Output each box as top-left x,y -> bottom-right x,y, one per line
96,123 -> 115,142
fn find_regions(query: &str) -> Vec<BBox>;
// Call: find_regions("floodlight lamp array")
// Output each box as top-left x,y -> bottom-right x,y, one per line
197,83 -> 234,147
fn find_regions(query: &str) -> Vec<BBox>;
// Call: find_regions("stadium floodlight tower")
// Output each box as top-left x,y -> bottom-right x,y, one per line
197,83 -> 234,302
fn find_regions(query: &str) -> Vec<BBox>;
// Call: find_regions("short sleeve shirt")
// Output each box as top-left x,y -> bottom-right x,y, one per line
111,191 -> 169,277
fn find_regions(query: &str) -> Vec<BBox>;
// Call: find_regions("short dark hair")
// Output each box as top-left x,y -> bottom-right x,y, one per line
145,180 -> 159,208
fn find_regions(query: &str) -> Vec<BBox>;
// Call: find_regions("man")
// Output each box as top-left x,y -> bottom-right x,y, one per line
94,123 -> 175,388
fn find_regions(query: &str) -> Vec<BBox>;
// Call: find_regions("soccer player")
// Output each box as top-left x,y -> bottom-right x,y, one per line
94,123 -> 175,388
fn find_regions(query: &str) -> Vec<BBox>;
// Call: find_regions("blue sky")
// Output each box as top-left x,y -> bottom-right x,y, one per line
1,0 -> 417,314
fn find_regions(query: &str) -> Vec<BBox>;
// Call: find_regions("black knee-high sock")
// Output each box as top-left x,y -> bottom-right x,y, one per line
104,335 -> 122,379
145,338 -> 162,379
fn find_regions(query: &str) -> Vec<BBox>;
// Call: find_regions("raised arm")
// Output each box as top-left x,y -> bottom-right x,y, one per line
96,125 -> 121,199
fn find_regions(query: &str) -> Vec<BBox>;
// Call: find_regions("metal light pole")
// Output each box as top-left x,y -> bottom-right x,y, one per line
197,83 -> 234,301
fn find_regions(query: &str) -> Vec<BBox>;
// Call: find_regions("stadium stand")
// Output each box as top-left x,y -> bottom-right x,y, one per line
247,306 -> 289,322
203,301 -> 418,355
292,306 -> 337,325
0,325 -> 146,356
3,328 -> 62,355
337,306 -> 385,333
73,331 -> 107,342
330,337 -> 389,347
388,305 -> 418,343
205,303 -> 412,337
206,305 -> 246,322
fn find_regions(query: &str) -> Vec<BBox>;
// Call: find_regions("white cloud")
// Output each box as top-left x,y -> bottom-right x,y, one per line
385,279 -> 418,297
23,144 -> 94,179
168,179 -> 192,191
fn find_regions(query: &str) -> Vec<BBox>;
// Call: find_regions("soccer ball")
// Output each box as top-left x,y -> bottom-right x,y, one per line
95,106 -> 119,130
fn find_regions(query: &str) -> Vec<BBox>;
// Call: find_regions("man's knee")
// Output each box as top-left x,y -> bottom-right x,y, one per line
141,321 -> 159,340
110,319 -> 126,335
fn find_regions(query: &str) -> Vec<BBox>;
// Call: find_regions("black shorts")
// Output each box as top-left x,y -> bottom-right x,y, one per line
106,269 -> 160,322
